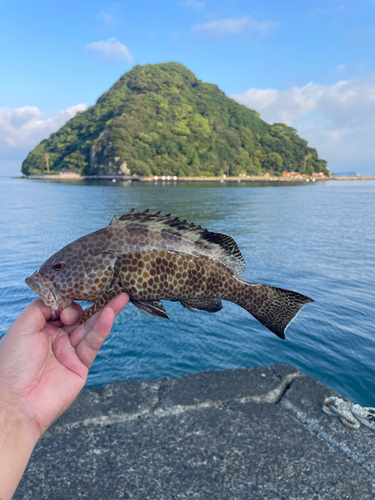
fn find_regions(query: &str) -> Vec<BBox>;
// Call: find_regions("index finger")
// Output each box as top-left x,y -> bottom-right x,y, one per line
74,294 -> 130,369
69,293 -> 129,348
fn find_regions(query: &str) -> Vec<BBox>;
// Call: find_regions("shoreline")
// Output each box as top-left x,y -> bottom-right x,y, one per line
19,174 -> 375,183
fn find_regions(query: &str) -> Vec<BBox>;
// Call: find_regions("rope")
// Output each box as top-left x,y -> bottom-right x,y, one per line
323,396 -> 375,430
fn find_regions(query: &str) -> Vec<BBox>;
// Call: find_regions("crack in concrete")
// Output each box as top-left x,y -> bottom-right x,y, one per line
259,371 -> 302,404
47,372 -> 302,436
271,366 -> 283,380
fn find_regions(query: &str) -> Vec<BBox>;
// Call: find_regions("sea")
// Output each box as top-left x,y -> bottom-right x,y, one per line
0,177 -> 374,406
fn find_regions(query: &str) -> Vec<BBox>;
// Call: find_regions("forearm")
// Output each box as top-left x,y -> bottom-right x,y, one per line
0,403 -> 40,500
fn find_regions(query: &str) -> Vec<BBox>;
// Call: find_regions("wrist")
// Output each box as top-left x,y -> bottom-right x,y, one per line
0,398 -> 42,442
0,401 -> 41,499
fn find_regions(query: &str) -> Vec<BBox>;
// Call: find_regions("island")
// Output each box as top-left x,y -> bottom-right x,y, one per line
22,62 -> 329,179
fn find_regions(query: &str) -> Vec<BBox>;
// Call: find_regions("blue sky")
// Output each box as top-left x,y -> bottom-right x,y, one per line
1,0 -> 375,175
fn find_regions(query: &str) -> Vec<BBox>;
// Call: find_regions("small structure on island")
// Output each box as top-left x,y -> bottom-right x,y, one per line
60,168 -> 80,178
283,171 -> 299,177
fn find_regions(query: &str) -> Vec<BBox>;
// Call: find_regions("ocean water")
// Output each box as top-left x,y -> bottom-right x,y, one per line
0,177 -> 374,406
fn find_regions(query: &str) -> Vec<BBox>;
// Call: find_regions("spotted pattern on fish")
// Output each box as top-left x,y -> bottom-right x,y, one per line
25,209 -> 313,338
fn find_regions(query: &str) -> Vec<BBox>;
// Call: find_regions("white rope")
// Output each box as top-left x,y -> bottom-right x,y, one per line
323,397 -> 375,431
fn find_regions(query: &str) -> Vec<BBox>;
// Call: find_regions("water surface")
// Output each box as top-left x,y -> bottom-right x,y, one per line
1,177 -> 374,405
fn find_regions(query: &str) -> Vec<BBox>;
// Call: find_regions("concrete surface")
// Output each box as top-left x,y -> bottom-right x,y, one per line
15,365 -> 375,499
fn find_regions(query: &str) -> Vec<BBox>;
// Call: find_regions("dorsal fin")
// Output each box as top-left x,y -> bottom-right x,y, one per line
109,209 -> 246,275
109,215 -> 119,226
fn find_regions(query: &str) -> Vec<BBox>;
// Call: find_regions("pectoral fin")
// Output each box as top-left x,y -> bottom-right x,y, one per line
78,283 -> 122,325
180,297 -> 223,314
131,298 -> 169,319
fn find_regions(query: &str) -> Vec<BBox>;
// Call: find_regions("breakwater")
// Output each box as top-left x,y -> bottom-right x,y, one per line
15,365 -> 375,499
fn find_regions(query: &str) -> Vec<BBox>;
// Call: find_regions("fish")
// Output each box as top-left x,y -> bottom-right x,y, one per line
25,209 -> 313,339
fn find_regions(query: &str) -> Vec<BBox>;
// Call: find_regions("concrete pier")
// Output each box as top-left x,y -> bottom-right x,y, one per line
15,365 -> 375,499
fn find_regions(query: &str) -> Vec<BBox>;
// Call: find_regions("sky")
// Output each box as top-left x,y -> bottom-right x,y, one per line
1,0 -> 375,176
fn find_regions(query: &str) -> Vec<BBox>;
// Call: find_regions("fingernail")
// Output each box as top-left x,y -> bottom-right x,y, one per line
65,307 -> 79,323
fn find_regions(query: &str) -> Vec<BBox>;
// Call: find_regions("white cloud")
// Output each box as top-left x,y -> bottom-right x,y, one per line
232,84 -> 323,124
0,104 -> 86,160
86,37 -> 133,63
98,11 -> 115,25
232,75 -> 375,170
98,3 -> 120,26
336,64 -> 346,72
183,0 -> 205,12
309,5 -> 346,17
192,16 -> 278,40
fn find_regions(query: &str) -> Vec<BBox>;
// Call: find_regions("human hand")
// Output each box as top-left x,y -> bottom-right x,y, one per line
0,294 -> 129,499
0,294 -> 129,436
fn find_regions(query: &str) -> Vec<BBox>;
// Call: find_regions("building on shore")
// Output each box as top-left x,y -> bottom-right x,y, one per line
60,168 -> 80,178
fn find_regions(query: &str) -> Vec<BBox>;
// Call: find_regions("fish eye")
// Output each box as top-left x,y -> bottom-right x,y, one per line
52,261 -> 65,271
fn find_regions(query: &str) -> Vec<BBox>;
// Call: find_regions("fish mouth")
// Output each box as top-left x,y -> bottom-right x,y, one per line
25,273 -> 56,302
25,273 -> 73,320
25,273 -> 59,317
25,276 -> 44,296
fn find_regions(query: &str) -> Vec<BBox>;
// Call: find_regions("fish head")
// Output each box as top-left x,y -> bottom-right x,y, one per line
25,236 -> 117,319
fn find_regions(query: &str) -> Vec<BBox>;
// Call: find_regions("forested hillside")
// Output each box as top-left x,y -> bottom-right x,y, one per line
22,62 -> 328,177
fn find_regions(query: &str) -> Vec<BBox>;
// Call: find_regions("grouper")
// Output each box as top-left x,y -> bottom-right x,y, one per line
25,209 -> 313,339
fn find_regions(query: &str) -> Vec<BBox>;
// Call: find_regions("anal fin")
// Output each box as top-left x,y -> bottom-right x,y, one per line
131,298 -> 169,319
180,297 -> 223,314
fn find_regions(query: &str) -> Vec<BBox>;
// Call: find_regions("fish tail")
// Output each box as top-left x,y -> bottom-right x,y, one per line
233,281 -> 313,339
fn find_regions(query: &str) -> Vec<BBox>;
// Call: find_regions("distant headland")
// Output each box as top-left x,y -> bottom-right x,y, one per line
22,62 -> 329,179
